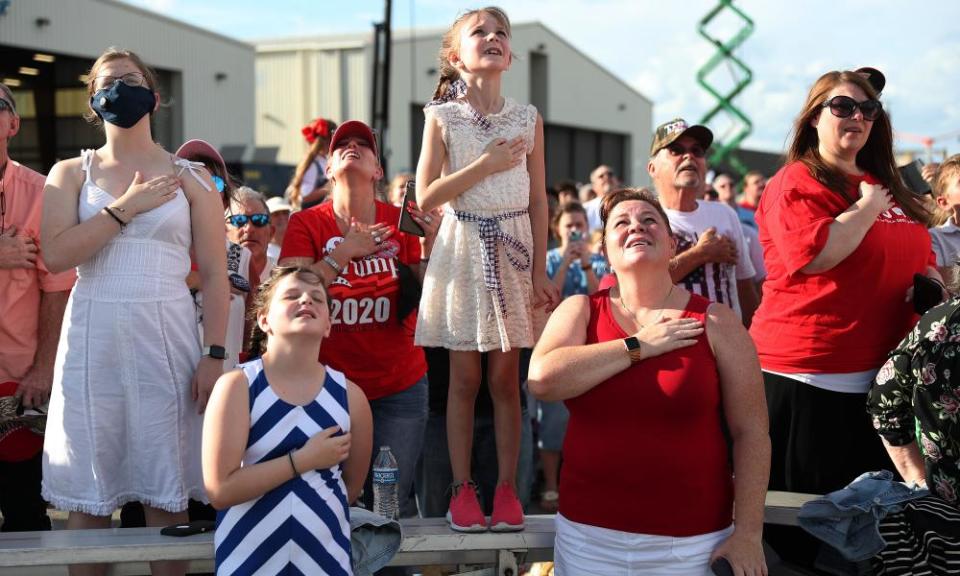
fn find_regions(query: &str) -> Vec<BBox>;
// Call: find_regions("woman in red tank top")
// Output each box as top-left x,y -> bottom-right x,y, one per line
529,188 -> 770,575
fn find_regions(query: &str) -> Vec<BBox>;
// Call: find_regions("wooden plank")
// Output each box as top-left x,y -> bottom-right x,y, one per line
0,528 -> 213,566
763,491 -> 819,527
0,495 -> 818,570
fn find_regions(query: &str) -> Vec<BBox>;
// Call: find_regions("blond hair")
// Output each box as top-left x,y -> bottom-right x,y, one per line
431,7 -> 512,100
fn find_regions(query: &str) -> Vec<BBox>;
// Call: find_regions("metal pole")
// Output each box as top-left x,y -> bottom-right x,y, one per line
381,0 -> 392,174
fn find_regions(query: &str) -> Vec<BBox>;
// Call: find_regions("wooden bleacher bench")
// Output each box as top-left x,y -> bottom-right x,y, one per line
0,492 -> 818,575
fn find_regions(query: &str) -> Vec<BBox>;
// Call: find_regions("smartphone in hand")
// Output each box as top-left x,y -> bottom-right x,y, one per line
160,520 -> 215,537
398,180 -> 426,237
914,273 -> 945,315
711,557 -> 734,576
900,160 -> 932,196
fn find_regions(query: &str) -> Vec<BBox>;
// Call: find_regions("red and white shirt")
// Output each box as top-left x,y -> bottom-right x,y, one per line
750,162 -> 935,374
280,201 -> 427,400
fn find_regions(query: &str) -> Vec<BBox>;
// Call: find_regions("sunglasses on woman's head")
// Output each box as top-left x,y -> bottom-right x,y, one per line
226,213 -> 270,228
822,95 -> 883,121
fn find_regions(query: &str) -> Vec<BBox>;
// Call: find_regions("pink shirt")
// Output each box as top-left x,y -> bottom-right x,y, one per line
0,160 -> 76,381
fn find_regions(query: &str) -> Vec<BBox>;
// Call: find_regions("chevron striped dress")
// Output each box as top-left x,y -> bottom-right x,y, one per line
214,359 -> 353,575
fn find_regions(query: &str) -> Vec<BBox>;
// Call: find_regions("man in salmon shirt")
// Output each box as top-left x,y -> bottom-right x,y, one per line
0,82 -> 76,531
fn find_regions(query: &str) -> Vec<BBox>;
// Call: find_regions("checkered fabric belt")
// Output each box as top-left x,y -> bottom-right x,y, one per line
451,208 -> 530,318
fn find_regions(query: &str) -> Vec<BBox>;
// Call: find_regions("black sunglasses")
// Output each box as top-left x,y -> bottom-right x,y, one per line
0,99 -> 13,113
665,143 -> 707,158
822,95 -> 883,121
226,213 -> 270,228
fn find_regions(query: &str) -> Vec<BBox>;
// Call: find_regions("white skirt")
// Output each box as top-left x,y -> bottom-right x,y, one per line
42,293 -> 206,515
554,513 -> 733,575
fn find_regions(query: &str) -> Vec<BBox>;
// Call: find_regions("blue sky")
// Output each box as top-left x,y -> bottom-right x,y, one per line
125,0 -> 960,158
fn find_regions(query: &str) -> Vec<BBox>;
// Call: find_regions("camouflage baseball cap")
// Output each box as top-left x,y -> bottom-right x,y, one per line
650,118 -> 713,157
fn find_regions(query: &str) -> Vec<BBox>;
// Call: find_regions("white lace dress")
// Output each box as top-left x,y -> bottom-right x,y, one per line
415,98 -> 538,352
42,150 -> 209,515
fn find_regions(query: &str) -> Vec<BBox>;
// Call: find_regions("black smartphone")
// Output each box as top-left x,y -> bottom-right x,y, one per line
398,180 -> 426,237
711,557 -> 734,576
900,159 -> 932,196
160,520 -> 215,537
914,273 -> 944,315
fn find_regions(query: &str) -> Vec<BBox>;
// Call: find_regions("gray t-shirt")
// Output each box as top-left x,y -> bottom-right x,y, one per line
930,218 -> 960,267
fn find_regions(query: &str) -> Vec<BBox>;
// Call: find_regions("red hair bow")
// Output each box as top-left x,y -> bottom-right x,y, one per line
302,118 -> 331,144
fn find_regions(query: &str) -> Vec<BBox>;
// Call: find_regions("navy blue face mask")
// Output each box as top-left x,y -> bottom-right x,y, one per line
90,80 -> 156,129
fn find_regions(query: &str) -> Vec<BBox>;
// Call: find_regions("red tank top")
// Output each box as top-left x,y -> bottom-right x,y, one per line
559,289 -> 733,536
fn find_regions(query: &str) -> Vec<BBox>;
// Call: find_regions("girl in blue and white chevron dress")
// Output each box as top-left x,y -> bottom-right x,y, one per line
203,266 -> 373,575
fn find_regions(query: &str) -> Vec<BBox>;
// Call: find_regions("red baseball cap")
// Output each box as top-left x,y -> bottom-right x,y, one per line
328,120 -> 379,158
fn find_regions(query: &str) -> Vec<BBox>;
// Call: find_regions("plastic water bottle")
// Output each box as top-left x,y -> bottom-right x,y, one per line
372,446 -> 399,519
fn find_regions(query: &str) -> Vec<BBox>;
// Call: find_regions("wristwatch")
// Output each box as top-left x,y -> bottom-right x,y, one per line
202,345 -> 227,360
623,337 -> 643,363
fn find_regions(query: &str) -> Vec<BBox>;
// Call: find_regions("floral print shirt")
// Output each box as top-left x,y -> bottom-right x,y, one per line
868,297 -> 960,507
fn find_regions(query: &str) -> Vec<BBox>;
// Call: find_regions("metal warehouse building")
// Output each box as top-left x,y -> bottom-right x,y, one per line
256,23 -> 653,186
0,0 -> 255,173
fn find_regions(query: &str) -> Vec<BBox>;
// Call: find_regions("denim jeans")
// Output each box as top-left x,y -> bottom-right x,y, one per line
349,506 -> 403,576
361,374 -> 428,518
416,401 -> 534,517
798,470 -> 930,562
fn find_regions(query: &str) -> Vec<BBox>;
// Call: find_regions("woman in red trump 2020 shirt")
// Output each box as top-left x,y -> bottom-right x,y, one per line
280,120 -> 440,517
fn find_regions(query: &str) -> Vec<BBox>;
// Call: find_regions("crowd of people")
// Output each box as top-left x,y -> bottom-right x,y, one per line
2,5 -> 960,576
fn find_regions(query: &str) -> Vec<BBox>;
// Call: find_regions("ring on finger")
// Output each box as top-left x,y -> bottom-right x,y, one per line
423,215 -> 433,224
374,235 -> 382,244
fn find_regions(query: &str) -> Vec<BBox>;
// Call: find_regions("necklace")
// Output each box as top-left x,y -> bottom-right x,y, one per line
332,202 -> 375,233
618,284 -> 674,329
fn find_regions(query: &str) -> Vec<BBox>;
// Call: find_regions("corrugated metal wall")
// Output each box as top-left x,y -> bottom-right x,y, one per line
256,24 -> 652,183
256,42 -> 370,166
0,0 -> 255,152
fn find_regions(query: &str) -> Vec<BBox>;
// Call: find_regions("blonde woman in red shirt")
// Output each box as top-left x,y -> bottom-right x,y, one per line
279,120 -> 439,519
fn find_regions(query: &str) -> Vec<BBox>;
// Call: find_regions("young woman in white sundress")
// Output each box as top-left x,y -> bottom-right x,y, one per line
203,267 -> 372,575
40,48 -> 229,576
415,7 -> 559,533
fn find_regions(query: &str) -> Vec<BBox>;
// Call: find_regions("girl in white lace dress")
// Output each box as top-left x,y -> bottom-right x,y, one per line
40,48 -> 229,575
415,7 -> 558,533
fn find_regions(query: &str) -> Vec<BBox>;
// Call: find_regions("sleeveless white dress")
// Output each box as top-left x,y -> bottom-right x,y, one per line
42,150 -> 210,515
414,98 -> 538,352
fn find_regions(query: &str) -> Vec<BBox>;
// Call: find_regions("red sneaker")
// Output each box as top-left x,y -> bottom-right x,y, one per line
446,482 -> 487,532
490,483 -> 525,532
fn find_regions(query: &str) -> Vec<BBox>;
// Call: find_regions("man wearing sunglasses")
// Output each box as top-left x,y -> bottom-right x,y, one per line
226,187 -> 277,288
647,118 -> 758,326
0,82 -> 76,531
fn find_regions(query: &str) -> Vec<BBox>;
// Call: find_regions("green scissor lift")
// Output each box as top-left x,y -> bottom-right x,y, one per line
697,0 -> 754,177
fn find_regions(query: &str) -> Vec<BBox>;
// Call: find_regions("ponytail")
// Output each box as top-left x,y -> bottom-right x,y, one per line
432,69 -> 460,102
